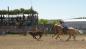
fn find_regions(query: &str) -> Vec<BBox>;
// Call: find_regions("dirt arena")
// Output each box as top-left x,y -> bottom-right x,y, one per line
0,34 -> 86,49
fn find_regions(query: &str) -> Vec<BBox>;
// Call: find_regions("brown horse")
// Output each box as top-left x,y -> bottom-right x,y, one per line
52,24 -> 80,41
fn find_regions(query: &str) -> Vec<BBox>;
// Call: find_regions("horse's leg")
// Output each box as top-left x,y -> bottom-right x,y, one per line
52,33 -> 57,38
39,34 -> 43,39
55,33 -> 61,40
37,34 -> 42,40
66,35 -> 71,41
36,34 -> 42,41
72,34 -> 76,41
32,35 -> 35,39
58,35 -> 61,40
32,35 -> 37,39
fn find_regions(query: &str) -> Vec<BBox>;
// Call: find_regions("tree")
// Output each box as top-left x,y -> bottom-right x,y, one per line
38,19 -> 48,24
0,8 -> 38,15
52,20 -> 59,25
24,9 -> 30,14
9,9 -> 20,15
1,10 -> 8,15
20,8 -> 24,13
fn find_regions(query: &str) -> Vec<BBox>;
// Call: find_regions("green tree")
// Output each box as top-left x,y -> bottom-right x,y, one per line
52,20 -> 59,25
38,19 -> 48,24
13,9 -> 20,14
20,8 -> 24,13
0,8 -> 38,15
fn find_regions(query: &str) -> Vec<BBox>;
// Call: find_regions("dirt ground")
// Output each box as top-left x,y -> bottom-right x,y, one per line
0,34 -> 86,49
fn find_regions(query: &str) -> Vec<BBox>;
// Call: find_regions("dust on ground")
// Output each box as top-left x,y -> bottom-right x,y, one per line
0,34 -> 86,49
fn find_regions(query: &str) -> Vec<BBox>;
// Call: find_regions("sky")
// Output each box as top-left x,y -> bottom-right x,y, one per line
0,0 -> 86,20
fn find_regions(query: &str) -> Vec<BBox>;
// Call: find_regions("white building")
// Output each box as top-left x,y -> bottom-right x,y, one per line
63,19 -> 86,33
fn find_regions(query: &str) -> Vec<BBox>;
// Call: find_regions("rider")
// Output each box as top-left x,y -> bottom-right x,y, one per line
59,20 -> 68,33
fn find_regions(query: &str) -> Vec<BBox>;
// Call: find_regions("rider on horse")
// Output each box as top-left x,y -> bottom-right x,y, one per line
59,20 -> 68,33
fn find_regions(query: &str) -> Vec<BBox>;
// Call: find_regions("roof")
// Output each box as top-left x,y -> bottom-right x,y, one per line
63,19 -> 86,22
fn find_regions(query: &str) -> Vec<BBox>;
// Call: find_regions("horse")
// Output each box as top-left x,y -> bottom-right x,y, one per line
52,24 -> 80,41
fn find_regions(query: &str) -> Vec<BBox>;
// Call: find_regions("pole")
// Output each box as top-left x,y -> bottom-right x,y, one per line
7,6 -> 9,25
8,6 -> 9,18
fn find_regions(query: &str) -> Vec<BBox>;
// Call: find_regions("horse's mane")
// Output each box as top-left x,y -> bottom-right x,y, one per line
53,24 -> 63,31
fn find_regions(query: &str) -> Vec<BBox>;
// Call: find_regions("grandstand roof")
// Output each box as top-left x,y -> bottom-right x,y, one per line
63,19 -> 86,22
